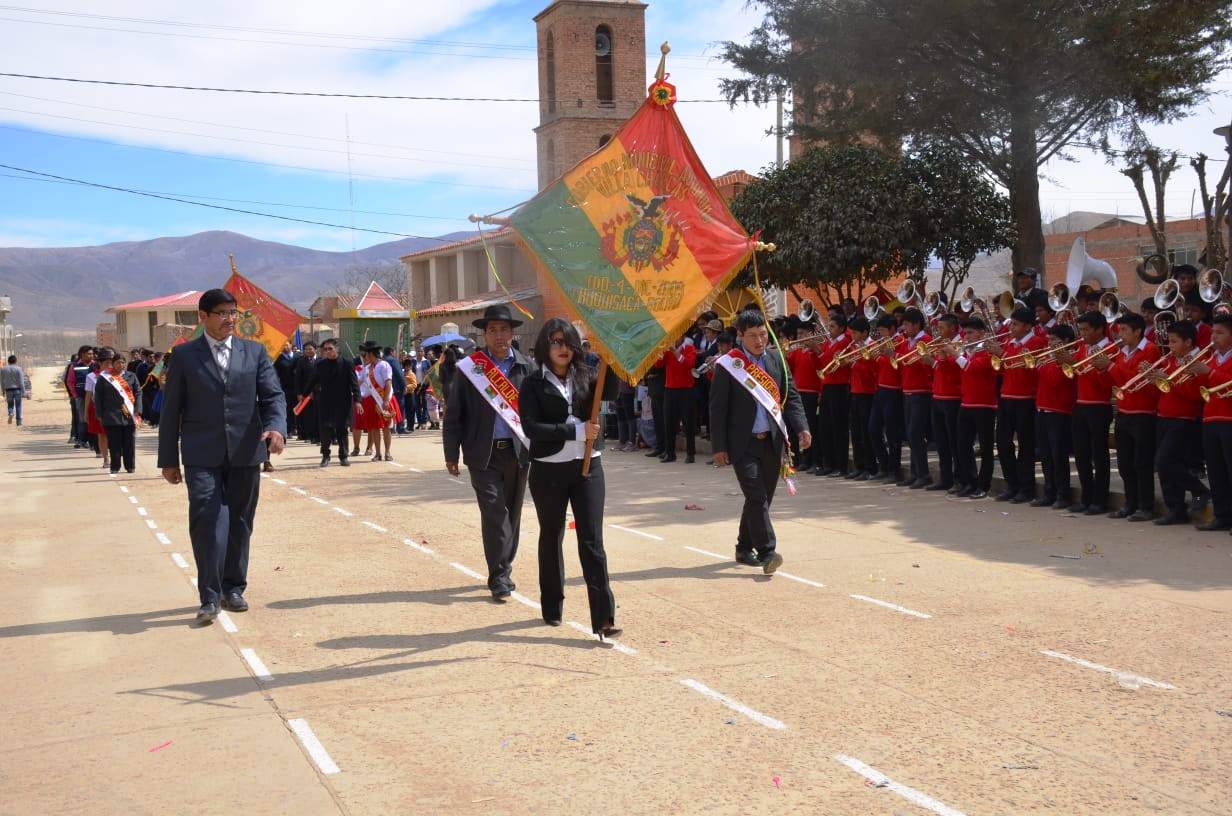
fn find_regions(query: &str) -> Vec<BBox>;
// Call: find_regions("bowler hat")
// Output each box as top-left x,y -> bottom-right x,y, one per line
473,303 -> 523,329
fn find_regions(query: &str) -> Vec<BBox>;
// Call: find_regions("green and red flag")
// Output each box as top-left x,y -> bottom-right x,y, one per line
509,75 -> 755,382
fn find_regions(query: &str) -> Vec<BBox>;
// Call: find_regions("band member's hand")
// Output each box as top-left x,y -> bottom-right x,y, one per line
162,466 -> 182,485
445,461 -> 460,476
1089,354 -> 1111,371
262,430 -> 286,455
798,431 -> 813,450
713,451 -> 730,466
585,421 -> 600,442
1190,361 -> 1211,376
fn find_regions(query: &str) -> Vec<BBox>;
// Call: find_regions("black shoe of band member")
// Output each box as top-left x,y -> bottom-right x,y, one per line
1153,512 -> 1189,526
339,457 -> 350,466
1010,492 -> 1033,504
955,485 -> 974,498
491,590 -> 510,603
1084,505 -> 1106,515
909,478 -> 931,490
320,455 -> 330,468
221,591 -> 248,612
1189,490 -> 1211,514
1127,509 -> 1154,522
995,490 -> 1016,502
895,477 -> 914,487
1029,496 -> 1052,508
967,489 -> 988,499
1109,507 -> 1134,519
645,449 -> 664,457
925,482 -> 951,492
760,551 -> 783,575
735,550 -> 762,567
1066,503 -> 1088,514
1051,499 -> 1071,510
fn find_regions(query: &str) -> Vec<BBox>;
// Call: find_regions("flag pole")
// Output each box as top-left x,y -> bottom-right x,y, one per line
581,358 -> 607,478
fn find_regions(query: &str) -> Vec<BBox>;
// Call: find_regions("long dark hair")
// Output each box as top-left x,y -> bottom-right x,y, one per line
534,318 -> 592,397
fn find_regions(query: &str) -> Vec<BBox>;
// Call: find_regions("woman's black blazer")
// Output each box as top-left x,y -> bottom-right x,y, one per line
518,365 -> 617,459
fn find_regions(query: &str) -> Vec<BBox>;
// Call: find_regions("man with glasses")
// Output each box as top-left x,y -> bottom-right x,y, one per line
158,289 -> 286,625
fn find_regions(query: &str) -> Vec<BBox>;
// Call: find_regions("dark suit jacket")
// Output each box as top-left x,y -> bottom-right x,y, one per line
709,350 -> 807,462
274,353 -> 298,401
444,348 -> 534,470
383,354 -> 407,396
303,356 -> 360,426
157,335 -> 287,469
518,364 -> 618,460
94,371 -> 143,426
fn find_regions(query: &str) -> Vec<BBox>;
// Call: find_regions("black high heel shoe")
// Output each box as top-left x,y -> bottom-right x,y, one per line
595,623 -> 622,642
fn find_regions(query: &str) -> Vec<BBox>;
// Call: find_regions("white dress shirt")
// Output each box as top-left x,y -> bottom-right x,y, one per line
536,367 -> 601,464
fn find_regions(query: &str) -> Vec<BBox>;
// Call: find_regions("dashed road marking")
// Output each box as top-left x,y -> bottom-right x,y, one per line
170,552 -> 189,569
834,754 -> 966,816
287,718 -> 340,775
145,519 -> 158,530
609,524 -> 664,541
136,507 -> 148,516
127,495 -> 138,504
119,486 -> 129,493
1040,650 -> 1176,690
683,545 -> 729,561
403,538 -> 434,555
849,594 -> 931,619
449,562 -> 486,582
272,478 -> 287,485
406,466 -> 424,473
331,507 -> 354,517
155,532 -> 171,545
290,487 -> 308,496
679,678 -> 786,730
311,496 -> 329,505
778,572 -> 825,588
217,611 -> 238,633
361,521 -> 388,533
240,647 -> 272,680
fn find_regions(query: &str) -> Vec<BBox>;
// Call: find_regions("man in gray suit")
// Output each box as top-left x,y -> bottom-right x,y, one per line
710,309 -> 810,575
158,289 -> 287,624
444,305 -> 533,602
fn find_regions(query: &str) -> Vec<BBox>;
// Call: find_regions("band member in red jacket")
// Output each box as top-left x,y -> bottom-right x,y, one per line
1185,314 -> 1232,531
1033,325 -> 1078,509
925,314 -> 962,492
1056,312 -> 1116,514
1152,321 -> 1210,525
846,317 -> 878,480
1097,312 -> 1162,521
987,307 -> 1048,502
815,313 -> 852,477
867,314 -> 905,483
786,325 -> 822,472
951,318 -> 998,499
898,308 -> 934,488
659,337 -> 697,463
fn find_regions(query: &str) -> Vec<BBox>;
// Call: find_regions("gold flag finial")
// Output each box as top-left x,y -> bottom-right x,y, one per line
228,253 -> 238,275
655,42 -> 671,82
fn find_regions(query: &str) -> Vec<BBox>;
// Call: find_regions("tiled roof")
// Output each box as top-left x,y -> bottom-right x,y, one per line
399,227 -> 513,262
416,287 -> 538,318
353,281 -> 405,312
107,290 -> 201,313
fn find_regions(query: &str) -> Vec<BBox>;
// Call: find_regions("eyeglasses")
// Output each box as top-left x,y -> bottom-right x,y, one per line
210,309 -> 240,319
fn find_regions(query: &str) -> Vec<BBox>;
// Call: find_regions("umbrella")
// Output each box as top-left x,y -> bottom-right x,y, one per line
420,332 -> 471,348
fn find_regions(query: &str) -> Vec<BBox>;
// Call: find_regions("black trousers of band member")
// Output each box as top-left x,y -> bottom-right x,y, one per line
662,386 -> 696,458
529,458 -> 614,632
1036,410 -> 1072,503
734,435 -> 783,556
792,391 -> 819,469
1072,404 -> 1112,508
869,387 -> 903,476
649,389 -> 666,454
103,423 -> 135,473
469,444 -> 528,593
1156,418 -> 1207,515
849,392 -> 873,473
319,418 -> 351,458
931,398 -> 960,487
820,384 -> 849,473
958,406 -> 996,491
1203,422 -> 1232,525
997,397 -> 1036,495
905,393 -> 932,481
1115,413 -> 1156,513
185,461 -> 260,606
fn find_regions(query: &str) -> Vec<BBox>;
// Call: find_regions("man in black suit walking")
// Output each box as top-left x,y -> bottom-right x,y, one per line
710,309 -> 810,575
303,337 -> 361,466
158,289 -> 287,624
444,305 -> 534,602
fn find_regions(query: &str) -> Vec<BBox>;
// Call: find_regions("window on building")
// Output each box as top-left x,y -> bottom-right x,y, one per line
599,134 -> 612,148
174,310 -> 197,326
1138,244 -> 1199,268
115,311 -> 127,338
147,311 -> 158,343
595,25 -> 614,106
545,31 -> 556,114
546,138 -> 555,180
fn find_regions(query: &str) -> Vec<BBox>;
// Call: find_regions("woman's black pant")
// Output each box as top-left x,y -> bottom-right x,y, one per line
103,423 -> 135,473
905,392 -> 932,481
615,392 -> 636,446
529,458 -> 615,632
958,407 -> 996,491
1072,404 -> 1112,508
820,384 -> 849,473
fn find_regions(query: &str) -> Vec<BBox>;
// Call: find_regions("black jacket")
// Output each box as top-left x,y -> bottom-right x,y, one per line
93,371 -> 143,426
518,364 -> 617,460
303,356 -> 360,426
709,350 -> 807,463
293,353 -> 319,400
274,352 -> 298,400
444,348 -> 534,470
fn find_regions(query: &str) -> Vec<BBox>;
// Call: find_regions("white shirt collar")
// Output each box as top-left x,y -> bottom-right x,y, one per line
1092,337 -> 1110,349
1217,348 -> 1232,364
206,334 -> 232,352
1123,337 -> 1148,357
912,329 -> 926,342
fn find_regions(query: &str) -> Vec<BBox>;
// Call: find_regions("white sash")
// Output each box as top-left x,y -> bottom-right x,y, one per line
99,371 -> 135,418
457,354 -> 529,449
715,352 -> 789,440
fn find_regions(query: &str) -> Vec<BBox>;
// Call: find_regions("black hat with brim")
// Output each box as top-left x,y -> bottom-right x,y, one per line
473,303 -> 524,329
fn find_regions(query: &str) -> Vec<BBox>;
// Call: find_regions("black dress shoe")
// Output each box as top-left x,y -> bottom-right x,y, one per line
1009,492 -> 1032,504
645,449 -> 664,458
1127,510 -> 1154,522
263,462 -> 274,473
760,551 -> 784,575
222,592 -> 248,612
1108,507 -> 1133,519
735,550 -> 762,567
1154,512 -> 1189,526
1029,496 -> 1052,508
909,478 -> 932,490
994,490 -> 1016,502
339,457 -> 350,467
544,618 -> 562,626
1085,505 -> 1106,516
685,455 -> 695,464
660,455 -> 677,463
320,455 -> 330,468
946,484 -> 963,495
1197,519 -> 1232,531
895,478 -> 914,487
1066,503 -> 1089,514
954,485 -> 974,498
196,602 -> 219,624
925,482 -> 952,492
853,472 -> 872,482
827,470 -> 847,478
1051,499 -> 1071,510
967,489 -> 989,499
813,467 -> 833,477
491,590 -> 510,603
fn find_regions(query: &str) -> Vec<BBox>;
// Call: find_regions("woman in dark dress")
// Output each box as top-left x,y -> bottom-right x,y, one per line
518,318 -> 621,640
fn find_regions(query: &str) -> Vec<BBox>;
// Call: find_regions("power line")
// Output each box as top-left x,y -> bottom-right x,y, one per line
0,162 -> 466,240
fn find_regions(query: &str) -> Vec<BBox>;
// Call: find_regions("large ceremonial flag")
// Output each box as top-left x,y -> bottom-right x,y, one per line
508,69 -> 756,382
223,259 -> 302,360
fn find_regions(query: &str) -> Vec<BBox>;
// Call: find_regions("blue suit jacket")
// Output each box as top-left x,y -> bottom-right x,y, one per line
157,334 -> 287,469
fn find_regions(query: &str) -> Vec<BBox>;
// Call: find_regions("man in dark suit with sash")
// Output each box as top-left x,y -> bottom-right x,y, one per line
444,304 -> 534,602
710,309 -> 810,575
158,289 -> 287,624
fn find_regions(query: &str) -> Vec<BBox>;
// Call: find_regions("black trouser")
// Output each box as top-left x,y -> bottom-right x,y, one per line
662,387 -> 696,457
931,399 -> 960,487
905,392 -> 932,481
694,380 -> 710,434
792,391 -> 819,469
849,392 -> 873,473
958,407 -> 996,491
649,388 -> 666,453
997,397 -> 1036,495
68,397 -> 79,441
615,392 -> 636,445
734,435 -> 783,556
820,385 -> 849,473
319,417 -> 351,458
529,457 -> 614,632
1156,418 -> 1207,515
1037,411 -> 1072,503
1203,422 -> 1232,525
470,442 -> 528,592
869,387 -> 903,476
299,402 -> 319,443
283,393 -> 297,438
1072,404 -> 1112,508
185,463 -> 260,606
103,423 -> 135,473
1115,413 -> 1156,513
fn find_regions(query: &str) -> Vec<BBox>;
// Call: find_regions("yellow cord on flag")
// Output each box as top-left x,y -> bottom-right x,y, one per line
475,223 -> 535,321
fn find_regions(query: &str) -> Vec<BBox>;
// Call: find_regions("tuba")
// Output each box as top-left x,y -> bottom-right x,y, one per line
863,295 -> 886,322
896,279 -> 921,307
798,298 -> 816,325
1135,252 -> 1171,285
923,290 -> 948,319
1099,292 -> 1126,322
1200,268 -> 1231,307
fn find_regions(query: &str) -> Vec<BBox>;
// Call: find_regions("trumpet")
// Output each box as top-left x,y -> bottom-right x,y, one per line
991,346 -> 1039,371
891,338 -> 942,369
786,330 -> 828,350
860,334 -> 899,360
1004,338 -> 1083,370
1156,344 -> 1215,393
1061,338 -> 1124,379
1201,380 -> 1232,402
951,330 -> 1011,354
819,338 -> 874,377
1112,356 -> 1171,400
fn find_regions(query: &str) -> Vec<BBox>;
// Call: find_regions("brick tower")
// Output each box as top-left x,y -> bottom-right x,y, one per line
534,0 -> 647,190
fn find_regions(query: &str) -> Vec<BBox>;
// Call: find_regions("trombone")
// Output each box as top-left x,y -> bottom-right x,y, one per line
994,338 -> 1082,371
1112,356 -> 1171,400
819,336 -> 880,377
1201,380 -> 1232,403
786,330 -> 828,350
1061,338 -> 1124,379
891,338 -> 942,369
860,334 -> 899,360
1156,344 -> 1215,393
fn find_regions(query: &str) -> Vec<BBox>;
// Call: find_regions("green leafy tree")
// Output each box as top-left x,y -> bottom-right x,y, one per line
721,0 -> 1232,275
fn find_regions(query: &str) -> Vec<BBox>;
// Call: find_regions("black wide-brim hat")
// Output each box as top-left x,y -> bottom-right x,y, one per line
473,303 -> 523,329
358,340 -> 382,354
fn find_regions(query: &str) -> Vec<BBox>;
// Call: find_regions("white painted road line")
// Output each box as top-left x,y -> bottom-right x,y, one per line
217,611 -> 238,633
189,575 -> 197,587
1040,650 -> 1177,690
778,571 -> 825,588
389,461 -> 404,468
403,538 -> 434,555
272,477 -> 287,485
119,486 -> 129,493
290,487 -> 308,495
170,552 -> 189,569
311,496 -> 329,505
834,754 -> 966,816
406,466 -> 424,473
609,524 -> 664,541
155,532 -> 172,545
683,545 -> 729,561
240,648 -> 272,680
449,562 -> 487,582
679,678 -> 786,730
127,495 -> 138,504
287,718 -> 340,775
566,620 -> 638,656
510,591 -> 540,611
361,521 -> 388,533
136,507 -> 148,517
331,507 -> 354,518
849,594 -> 931,619
145,519 -> 158,530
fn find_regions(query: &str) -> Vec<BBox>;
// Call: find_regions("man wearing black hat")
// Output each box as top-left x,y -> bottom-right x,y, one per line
444,304 -> 534,602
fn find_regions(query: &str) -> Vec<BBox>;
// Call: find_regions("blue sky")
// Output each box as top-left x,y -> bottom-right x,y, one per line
0,1 -> 1228,251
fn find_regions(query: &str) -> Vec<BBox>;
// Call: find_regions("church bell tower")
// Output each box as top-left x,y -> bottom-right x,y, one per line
534,0 -> 647,190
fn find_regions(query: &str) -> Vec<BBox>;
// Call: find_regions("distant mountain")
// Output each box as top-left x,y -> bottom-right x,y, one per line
0,230 -> 470,329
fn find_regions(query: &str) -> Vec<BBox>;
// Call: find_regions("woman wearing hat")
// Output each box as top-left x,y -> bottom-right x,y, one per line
355,340 -> 401,461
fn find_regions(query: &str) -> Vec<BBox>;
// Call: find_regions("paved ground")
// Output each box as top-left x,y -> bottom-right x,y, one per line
2,367 -> 1230,815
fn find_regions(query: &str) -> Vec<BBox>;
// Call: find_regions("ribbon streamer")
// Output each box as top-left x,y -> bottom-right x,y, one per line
476,223 -> 535,321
